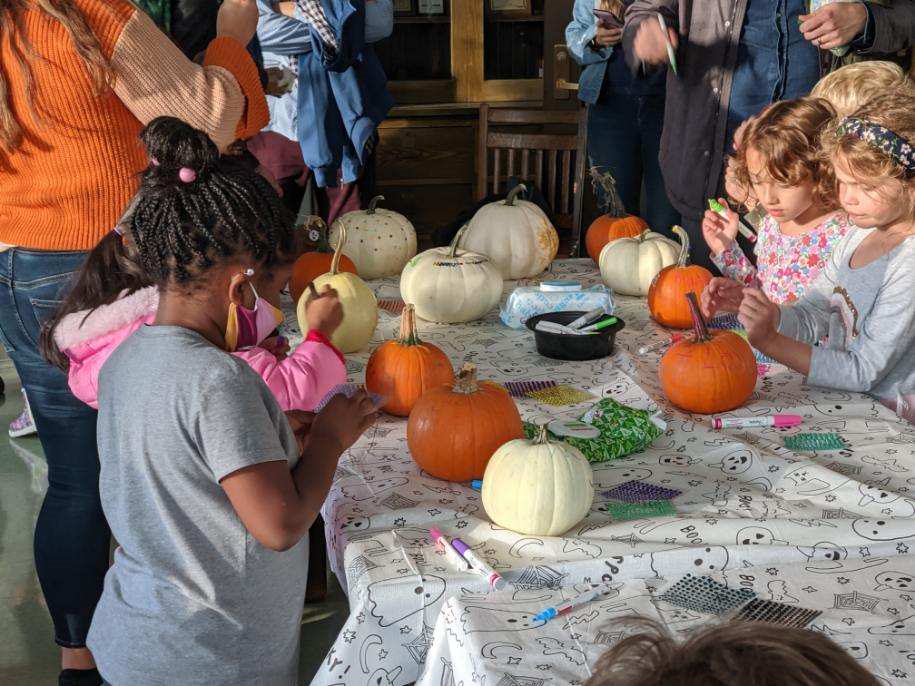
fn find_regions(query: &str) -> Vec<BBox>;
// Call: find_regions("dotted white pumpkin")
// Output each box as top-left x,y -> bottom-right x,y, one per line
329,195 -> 417,280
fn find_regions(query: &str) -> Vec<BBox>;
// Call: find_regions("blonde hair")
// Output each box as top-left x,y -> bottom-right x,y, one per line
812,61 -> 914,118
585,619 -> 880,686
729,97 -> 839,211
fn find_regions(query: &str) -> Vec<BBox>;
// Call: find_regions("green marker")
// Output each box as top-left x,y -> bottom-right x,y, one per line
707,198 -> 757,243
581,316 -> 618,333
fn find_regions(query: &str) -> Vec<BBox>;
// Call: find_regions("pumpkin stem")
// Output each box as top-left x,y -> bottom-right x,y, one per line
589,166 -> 626,219
366,195 -> 385,214
398,304 -> 421,345
302,216 -> 330,253
505,184 -> 527,207
453,363 -> 479,394
330,223 -> 347,275
449,225 -> 468,258
672,226 -> 690,267
686,291 -> 711,342
534,424 -> 550,445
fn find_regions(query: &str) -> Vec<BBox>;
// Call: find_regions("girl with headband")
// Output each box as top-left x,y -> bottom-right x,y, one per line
738,91 -> 915,423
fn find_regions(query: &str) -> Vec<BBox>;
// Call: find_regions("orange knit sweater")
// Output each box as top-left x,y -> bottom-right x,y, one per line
0,0 -> 269,251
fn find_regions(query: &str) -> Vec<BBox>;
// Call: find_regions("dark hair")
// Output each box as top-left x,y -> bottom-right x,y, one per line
584,618 -> 879,686
130,117 -> 297,286
40,230 -> 151,370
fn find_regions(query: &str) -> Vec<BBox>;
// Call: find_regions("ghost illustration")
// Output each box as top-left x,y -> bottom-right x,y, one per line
834,640 -> 869,660
767,580 -> 798,604
651,546 -> 730,579
713,447 -> 755,476
367,667 -> 403,686
857,480 -> 915,517
853,518 -> 915,541
460,605 -> 547,634
340,477 -> 410,502
782,465 -> 850,497
593,465 -> 654,487
867,615 -> 915,636
736,526 -> 788,547
340,515 -> 373,534
874,571 -> 915,592
659,454 -> 698,468
797,542 -> 847,569
367,574 -> 446,627
654,601 -> 703,625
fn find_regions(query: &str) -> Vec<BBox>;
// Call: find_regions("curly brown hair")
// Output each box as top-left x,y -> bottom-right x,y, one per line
584,618 -> 880,686
729,98 -> 839,212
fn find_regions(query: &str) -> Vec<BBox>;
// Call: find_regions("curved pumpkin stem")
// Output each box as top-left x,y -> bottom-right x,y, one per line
453,363 -> 479,395
366,195 -> 385,215
449,225 -> 469,258
672,226 -> 690,267
505,184 -> 527,207
398,304 -> 421,345
533,424 -> 551,445
330,223 -> 347,275
686,292 -> 711,342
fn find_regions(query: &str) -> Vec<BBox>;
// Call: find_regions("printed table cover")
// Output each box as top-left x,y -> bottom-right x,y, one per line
281,261 -> 915,686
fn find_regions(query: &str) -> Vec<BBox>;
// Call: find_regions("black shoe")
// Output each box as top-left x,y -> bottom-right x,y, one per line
59,668 -> 102,686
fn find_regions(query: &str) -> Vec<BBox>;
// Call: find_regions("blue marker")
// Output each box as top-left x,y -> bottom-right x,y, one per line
471,480 -> 483,491
534,587 -> 608,622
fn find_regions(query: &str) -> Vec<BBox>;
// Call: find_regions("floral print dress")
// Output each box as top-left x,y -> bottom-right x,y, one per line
711,211 -> 851,304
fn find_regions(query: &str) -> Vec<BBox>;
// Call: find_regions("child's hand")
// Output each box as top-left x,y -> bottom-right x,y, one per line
310,391 -> 379,454
262,335 -> 290,360
739,288 -> 780,347
702,200 -> 739,255
701,277 -> 744,318
305,285 -> 344,337
285,410 -> 315,455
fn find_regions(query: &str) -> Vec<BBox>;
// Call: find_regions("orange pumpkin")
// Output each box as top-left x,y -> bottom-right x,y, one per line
648,226 -> 713,328
290,217 -> 357,303
585,167 -> 649,262
365,304 -> 454,416
408,363 -> 524,482
660,292 -> 757,414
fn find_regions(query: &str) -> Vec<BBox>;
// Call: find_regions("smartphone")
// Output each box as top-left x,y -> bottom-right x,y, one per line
593,8 -> 623,29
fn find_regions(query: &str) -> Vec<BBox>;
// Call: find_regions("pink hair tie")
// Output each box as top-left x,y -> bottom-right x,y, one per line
179,167 -> 197,183
150,157 -> 160,167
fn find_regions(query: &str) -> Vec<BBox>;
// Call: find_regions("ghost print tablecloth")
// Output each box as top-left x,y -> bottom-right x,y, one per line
282,260 -> 915,686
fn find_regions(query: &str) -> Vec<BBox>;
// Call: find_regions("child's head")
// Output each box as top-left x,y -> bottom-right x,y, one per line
585,619 -> 879,686
811,61 -> 913,118
820,91 -> 915,230
130,117 -> 299,313
729,98 -> 838,222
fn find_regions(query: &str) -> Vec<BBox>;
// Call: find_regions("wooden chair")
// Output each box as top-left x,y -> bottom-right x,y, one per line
476,104 -> 589,256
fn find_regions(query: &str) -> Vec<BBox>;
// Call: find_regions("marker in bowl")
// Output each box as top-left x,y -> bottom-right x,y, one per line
452,537 -> 505,590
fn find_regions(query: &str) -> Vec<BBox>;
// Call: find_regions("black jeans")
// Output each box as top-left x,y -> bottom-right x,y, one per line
0,248 -> 109,648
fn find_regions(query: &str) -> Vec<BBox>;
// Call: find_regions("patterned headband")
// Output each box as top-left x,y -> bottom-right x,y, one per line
836,117 -> 915,177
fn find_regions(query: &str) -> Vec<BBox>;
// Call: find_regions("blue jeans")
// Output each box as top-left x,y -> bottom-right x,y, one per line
0,249 -> 109,648
587,94 -> 681,236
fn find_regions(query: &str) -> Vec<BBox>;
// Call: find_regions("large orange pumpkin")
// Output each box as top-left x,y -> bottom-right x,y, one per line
648,226 -> 713,328
289,217 -> 357,303
364,304 -> 454,416
585,167 -> 649,262
408,364 -> 524,482
660,292 -> 757,414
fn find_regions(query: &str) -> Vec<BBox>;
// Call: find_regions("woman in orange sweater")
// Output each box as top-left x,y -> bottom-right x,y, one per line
0,2 -> 268,684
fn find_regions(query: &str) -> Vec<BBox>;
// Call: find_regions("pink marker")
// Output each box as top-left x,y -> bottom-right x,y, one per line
711,414 -> 803,430
452,537 -> 505,590
429,527 -> 470,572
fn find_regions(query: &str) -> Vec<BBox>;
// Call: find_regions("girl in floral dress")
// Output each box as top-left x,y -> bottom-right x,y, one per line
701,98 -> 851,318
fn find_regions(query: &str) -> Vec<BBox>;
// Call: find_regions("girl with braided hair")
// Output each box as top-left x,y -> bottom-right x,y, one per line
79,117 -> 377,685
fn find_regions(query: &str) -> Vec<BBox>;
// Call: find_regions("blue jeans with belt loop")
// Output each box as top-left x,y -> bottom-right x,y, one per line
0,248 -> 109,648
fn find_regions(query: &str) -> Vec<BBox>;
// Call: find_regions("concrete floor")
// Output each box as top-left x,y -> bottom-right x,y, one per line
0,360 -> 349,685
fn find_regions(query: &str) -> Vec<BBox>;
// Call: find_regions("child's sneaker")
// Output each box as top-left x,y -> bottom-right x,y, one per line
9,390 -> 36,438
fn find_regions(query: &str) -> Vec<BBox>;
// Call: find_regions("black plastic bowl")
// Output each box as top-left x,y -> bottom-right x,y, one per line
525,311 -> 625,361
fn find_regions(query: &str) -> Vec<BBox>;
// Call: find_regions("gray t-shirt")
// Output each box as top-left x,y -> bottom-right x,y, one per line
87,326 -> 307,686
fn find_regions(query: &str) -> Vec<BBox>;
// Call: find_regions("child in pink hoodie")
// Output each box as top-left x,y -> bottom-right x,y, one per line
41,229 -> 346,413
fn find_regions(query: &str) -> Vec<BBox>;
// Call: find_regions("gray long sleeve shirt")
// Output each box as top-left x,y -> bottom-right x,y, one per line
778,228 -> 915,416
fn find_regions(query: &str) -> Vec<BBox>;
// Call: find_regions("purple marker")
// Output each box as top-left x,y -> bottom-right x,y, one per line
451,537 -> 504,590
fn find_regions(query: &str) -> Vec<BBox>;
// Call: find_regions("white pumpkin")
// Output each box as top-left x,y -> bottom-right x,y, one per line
461,184 -> 559,280
299,224 -> 378,353
400,226 -> 503,324
598,230 -> 680,296
329,195 -> 417,280
482,426 -> 593,536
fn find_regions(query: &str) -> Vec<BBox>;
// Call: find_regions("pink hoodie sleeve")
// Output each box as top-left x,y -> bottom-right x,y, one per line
233,333 -> 346,411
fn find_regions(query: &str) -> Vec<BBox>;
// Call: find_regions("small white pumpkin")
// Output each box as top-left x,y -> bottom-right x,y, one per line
299,224 -> 378,353
482,426 -> 593,537
598,230 -> 680,296
400,226 -> 503,323
329,195 -> 418,280
461,184 -> 559,280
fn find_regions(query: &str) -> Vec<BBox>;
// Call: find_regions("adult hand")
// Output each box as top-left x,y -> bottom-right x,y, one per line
216,0 -> 259,47
305,284 -> 344,338
738,288 -> 781,347
701,278 -> 744,319
799,3 -> 868,50
632,19 -> 678,65
701,201 -> 739,256
594,26 -> 623,47
310,391 -> 379,454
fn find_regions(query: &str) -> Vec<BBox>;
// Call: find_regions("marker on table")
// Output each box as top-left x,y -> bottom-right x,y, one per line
452,537 -> 505,590
709,198 -> 757,243
656,13 -> 678,76
429,527 -> 471,572
638,333 -> 684,355
470,480 -> 483,491
534,586 -> 611,622
711,414 -> 803,430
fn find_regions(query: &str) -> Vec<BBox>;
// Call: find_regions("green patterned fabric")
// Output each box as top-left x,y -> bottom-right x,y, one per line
134,0 -> 172,33
523,398 -> 663,463
784,433 -> 847,451
596,499 -> 676,521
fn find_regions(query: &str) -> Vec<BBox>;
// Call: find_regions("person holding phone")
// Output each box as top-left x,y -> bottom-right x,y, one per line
567,0 -> 680,237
